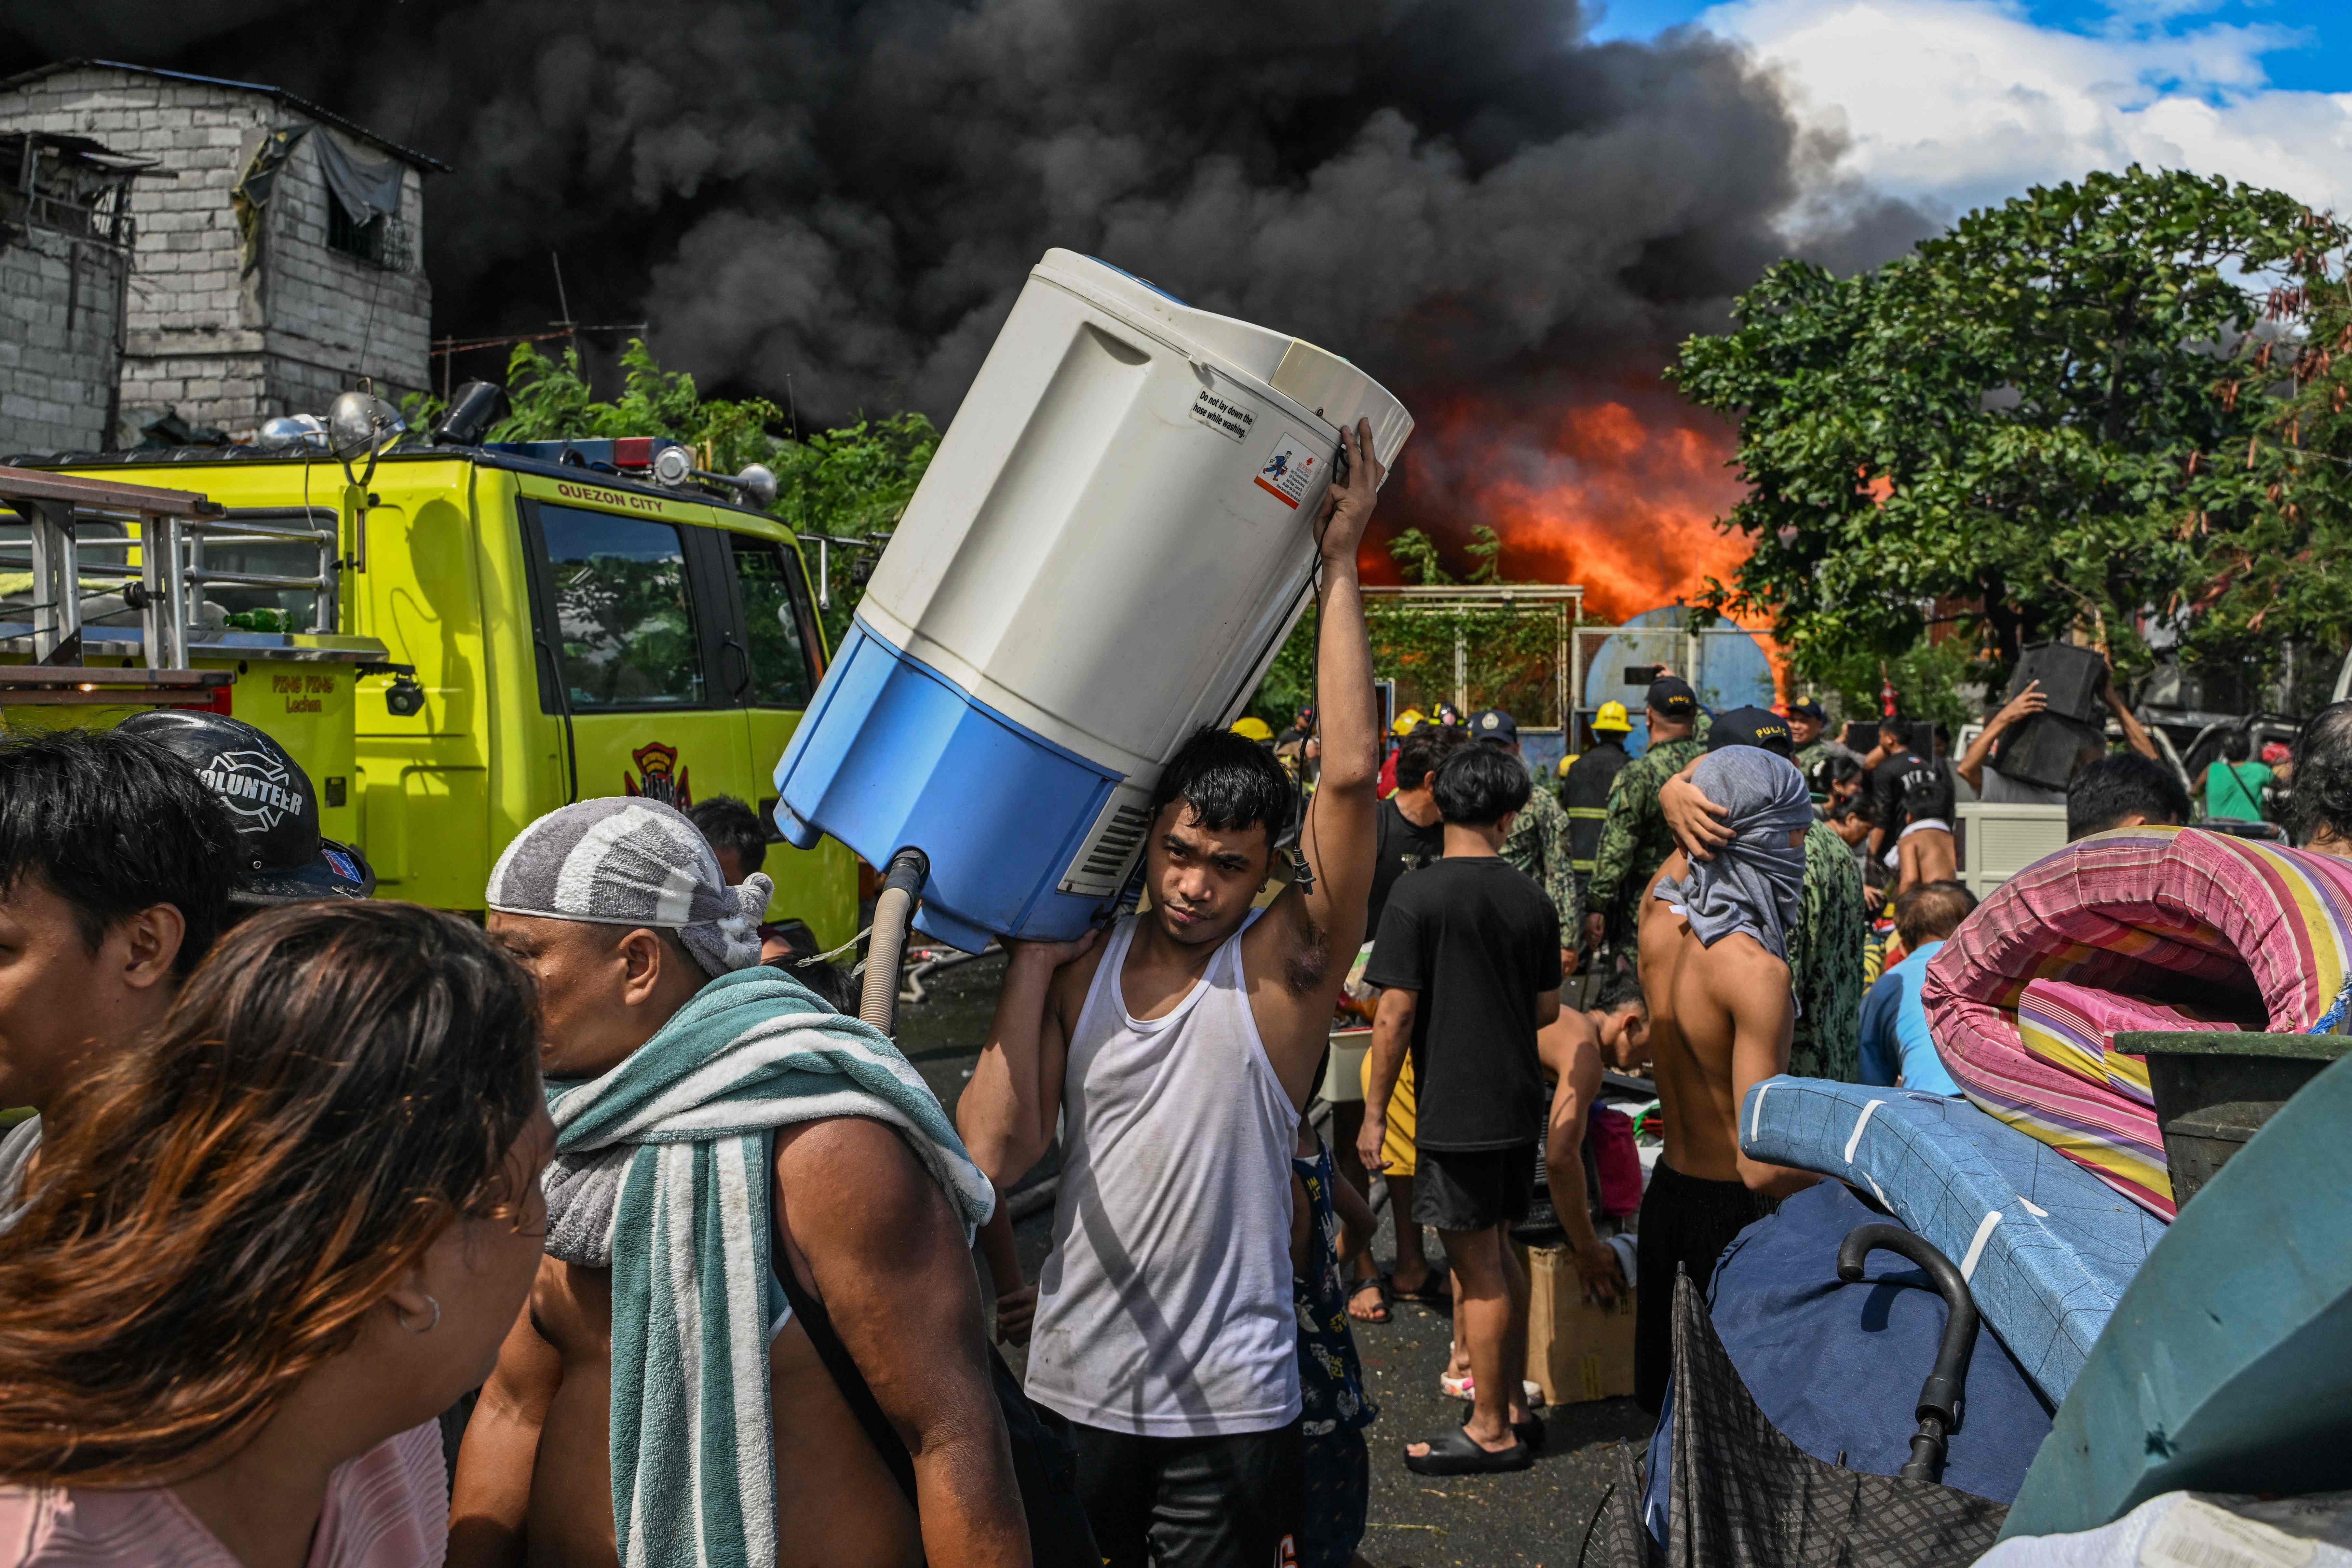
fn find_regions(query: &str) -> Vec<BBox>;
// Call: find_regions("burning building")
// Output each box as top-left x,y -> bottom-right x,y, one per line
0,60 -> 440,444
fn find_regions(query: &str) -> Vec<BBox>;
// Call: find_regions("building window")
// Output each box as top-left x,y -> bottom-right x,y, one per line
326,202 -> 411,270
325,198 -> 379,261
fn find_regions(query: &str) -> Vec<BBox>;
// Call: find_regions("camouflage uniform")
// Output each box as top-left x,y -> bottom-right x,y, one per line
1586,734 -> 1708,951
1502,784 -> 1581,941
1785,818 -> 1866,1082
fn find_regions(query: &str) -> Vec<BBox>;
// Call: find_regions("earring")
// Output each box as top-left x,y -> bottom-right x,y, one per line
398,1295 -> 441,1335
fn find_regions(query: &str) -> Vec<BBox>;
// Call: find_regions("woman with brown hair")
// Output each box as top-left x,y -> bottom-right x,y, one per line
0,901 -> 550,1568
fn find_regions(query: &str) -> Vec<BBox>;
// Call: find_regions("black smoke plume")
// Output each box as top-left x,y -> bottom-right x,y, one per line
7,1 -> 1932,605
2,1 -> 1925,419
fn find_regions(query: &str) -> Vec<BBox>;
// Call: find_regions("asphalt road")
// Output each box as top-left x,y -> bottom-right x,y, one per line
899,951 -> 1656,1568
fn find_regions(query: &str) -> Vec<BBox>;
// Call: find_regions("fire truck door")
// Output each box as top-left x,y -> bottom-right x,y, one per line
519,499 -> 749,815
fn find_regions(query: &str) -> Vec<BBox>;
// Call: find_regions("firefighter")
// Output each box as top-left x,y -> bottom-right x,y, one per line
1564,701 -> 1634,903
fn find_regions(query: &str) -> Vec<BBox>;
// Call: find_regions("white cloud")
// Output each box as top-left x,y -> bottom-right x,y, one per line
1700,0 -> 2352,220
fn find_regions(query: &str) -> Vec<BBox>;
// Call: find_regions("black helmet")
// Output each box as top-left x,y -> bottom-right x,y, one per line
117,710 -> 374,905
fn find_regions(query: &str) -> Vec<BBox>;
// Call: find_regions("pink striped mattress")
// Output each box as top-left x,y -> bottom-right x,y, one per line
1922,827 -> 2352,1218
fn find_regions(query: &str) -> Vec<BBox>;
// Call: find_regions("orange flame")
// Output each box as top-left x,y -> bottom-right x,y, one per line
1367,389 -> 1755,628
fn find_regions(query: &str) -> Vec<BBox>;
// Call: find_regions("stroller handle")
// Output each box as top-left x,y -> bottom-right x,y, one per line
1837,1222 -> 1981,1482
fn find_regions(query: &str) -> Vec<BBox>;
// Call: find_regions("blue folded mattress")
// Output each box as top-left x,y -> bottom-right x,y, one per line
1739,1076 -> 2168,1403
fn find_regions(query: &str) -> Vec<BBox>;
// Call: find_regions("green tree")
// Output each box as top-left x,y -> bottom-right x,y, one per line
1801,637 -> 1979,737
419,340 -> 939,645
2214,252 -> 2352,666
1671,166 -> 2352,699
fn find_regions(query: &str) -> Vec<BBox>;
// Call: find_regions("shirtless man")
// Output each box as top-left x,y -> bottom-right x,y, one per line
1631,745 -> 1818,1413
1537,973 -> 1651,1305
960,421 -> 1385,1567
1893,778 -> 1958,896
452,799 -> 1023,1568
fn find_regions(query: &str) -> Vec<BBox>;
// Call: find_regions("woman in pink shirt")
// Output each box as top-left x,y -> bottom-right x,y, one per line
0,901 -> 552,1568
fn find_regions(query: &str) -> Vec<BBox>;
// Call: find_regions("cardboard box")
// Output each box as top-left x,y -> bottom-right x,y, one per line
1520,1243 -> 1639,1405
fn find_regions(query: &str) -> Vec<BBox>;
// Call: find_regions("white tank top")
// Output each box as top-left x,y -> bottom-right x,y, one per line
1024,909 -> 1304,1437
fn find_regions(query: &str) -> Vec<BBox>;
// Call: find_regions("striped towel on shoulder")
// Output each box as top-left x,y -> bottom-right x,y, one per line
543,965 -> 994,1568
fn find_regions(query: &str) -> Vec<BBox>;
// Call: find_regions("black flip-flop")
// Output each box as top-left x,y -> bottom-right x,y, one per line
1391,1272 -> 1453,1311
1346,1273 -> 1393,1324
1404,1428 -> 1533,1476
1513,1413 -> 1547,1453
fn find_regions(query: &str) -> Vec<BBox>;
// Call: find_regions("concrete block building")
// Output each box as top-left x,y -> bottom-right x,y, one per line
0,131 -> 141,454
0,60 -> 442,444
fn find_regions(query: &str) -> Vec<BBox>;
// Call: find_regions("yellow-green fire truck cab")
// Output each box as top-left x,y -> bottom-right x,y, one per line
7,440 -> 856,947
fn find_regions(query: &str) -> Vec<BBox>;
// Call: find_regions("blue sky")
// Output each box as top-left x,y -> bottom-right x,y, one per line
1590,0 -> 2352,88
1581,0 -> 2352,222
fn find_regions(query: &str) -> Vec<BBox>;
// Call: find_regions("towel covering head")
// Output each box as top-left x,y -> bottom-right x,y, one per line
485,796 -> 773,977
1654,747 -> 1813,963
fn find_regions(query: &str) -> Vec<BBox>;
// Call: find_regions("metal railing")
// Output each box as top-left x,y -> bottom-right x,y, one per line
0,503 -> 337,667
0,185 -> 135,252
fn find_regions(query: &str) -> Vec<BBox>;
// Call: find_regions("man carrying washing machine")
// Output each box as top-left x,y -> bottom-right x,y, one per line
962,421 -> 1388,1568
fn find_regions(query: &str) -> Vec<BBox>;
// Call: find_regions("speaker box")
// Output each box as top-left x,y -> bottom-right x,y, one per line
2009,642 -> 2108,725
1994,711 -> 2105,791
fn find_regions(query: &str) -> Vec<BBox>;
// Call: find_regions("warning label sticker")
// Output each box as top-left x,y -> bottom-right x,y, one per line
1189,386 -> 1256,443
1185,390 -> 1261,444
1253,432 -> 1322,510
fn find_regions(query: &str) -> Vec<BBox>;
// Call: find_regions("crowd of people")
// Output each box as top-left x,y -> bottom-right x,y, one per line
6,408 -> 2352,1568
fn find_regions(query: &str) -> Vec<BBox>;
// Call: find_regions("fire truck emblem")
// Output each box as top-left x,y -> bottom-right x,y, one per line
198,748 -> 302,830
623,741 -> 692,808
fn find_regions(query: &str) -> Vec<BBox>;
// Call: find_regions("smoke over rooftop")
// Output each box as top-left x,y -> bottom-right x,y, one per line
4,0 -> 1931,614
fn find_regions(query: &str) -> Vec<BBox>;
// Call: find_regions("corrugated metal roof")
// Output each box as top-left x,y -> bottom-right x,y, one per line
0,59 -> 451,173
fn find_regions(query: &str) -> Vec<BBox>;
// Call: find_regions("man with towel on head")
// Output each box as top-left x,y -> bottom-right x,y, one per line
449,797 -> 1027,1568
1632,735 -> 1821,1414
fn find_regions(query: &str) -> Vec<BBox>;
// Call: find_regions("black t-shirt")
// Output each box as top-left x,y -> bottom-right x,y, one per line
1868,750 -> 1953,832
1366,796 -> 1445,943
1364,856 -> 1563,1153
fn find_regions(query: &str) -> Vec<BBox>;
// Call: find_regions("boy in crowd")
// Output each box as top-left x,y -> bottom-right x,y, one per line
2067,753 -> 2190,840
1347,720 -> 1468,1316
1892,777 -> 1958,895
1359,744 -> 1562,1475
1860,881 -> 1976,1095
0,712 -> 371,1209
1861,715 -> 1952,866
455,797 -> 1026,1568
962,421 -> 1387,1568
1635,745 -> 1819,1413
1540,973 -> 1650,1304
0,729 -> 238,1209
688,793 -> 771,885
1660,708 -> 1867,1083
2290,703 -> 2352,856
689,793 -> 815,966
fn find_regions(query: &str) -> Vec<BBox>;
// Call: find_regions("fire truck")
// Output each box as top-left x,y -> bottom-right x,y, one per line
0,412 -> 857,947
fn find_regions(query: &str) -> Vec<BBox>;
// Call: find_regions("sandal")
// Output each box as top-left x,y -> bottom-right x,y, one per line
1404,1427 -> 1533,1476
1346,1273 -> 1392,1324
1391,1271 -> 1453,1311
